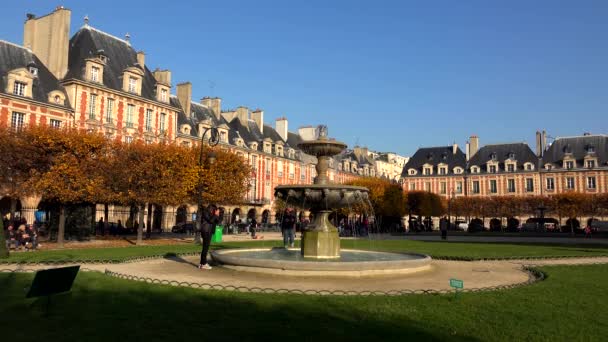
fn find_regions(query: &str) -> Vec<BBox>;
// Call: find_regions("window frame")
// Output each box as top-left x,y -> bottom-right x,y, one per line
13,81 -> 26,96
11,111 -> 25,131
88,93 -> 97,120
566,177 -> 575,190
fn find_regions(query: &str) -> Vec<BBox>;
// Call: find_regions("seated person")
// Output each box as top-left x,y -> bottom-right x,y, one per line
26,224 -> 39,249
5,225 -> 19,249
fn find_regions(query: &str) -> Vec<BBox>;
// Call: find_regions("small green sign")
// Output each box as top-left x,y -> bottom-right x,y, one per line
449,278 -> 464,289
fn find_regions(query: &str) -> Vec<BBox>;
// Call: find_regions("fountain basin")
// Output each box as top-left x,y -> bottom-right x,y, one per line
211,248 -> 432,277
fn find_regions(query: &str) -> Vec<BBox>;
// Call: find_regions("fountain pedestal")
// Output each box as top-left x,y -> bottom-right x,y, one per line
301,211 -> 340,259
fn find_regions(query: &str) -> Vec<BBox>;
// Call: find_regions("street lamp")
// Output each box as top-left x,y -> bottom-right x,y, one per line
448,189 -> 455,229
195,126 -> 219,244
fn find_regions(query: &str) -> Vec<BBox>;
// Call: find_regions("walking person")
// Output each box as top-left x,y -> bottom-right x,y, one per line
281,207 -> 297,248
199,204 -> 220,270
440,217 -> 448,240
250,217 -> 257,239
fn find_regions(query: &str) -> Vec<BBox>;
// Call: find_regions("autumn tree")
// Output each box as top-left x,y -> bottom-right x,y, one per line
24,126 -> 112,247
191,147 -> 251,206
0,126 -> 51,219
552,192 -> 587,235
110,141 -> 199,244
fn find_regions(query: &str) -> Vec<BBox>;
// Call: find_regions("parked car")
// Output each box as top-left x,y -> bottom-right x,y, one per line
522,218 -> 560,232
171,221 -> 195,234
589,220 -> 608,233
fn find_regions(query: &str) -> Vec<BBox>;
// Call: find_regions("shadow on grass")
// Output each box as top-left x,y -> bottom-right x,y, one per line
1,272 -> 480,342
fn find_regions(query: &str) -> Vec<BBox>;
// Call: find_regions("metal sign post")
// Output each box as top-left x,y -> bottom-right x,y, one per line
449,278 -> 464,299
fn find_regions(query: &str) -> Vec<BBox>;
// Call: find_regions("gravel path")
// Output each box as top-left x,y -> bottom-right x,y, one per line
4,256 -> 607,294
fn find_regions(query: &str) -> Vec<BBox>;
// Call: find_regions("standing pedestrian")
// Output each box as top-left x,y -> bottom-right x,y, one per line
250,217 -> 257,239
281,207 -> 296,248
199,204 -> 220,270
440,217 -> 448,240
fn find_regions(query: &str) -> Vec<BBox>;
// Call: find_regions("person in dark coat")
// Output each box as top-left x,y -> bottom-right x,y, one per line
440,217 -> 448,240
281,207 -> 297,248
199,204 -> 220,270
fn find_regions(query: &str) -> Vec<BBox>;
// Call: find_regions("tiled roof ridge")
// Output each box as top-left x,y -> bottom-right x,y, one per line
81,25 -> 130,46
554,134 -> 607,140
0,39 -> 31,51
482,142 -> 528,147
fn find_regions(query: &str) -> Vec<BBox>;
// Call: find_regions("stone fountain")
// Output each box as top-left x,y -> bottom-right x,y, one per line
211,126 -> 431,277
274,125 -> 369,259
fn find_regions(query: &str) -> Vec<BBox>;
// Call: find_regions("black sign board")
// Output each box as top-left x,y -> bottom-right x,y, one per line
26,265 -> 80,298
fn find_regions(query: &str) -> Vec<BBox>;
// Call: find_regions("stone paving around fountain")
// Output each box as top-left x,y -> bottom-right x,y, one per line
5,256 -> 608,294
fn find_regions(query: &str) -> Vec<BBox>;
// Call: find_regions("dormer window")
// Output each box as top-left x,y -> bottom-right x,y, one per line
508,152 -> 515,159
91,66 -> 100,82
29,67 -> 38,77
507,164 -> 515,172
160,88 -> 167,102
586,145 -> 595,154
490,153 -> 497,161
454,167 -> 463,174
423,167 -> 432,175
54,95 -> 61,104
471,166 -> 480,174
251,143 -> 258,150
586,160 -> 596,168
489,165 -> 497,173
524,163 -> 534,171
13,82 -> 26,96
545,164 -> 553,170
220,131 -> 227,143
439,167 -> 447,175
128,77 -> 137,93
564,161 -> 574,169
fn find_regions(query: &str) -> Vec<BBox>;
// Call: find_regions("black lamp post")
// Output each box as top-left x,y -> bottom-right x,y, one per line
194,127 -> 219,244
448,189 -> 455,229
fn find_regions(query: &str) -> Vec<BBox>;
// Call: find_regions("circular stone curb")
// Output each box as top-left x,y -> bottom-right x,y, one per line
211,248 -> 432,276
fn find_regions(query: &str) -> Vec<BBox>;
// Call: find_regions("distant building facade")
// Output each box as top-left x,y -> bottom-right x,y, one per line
401,133 -> 608,198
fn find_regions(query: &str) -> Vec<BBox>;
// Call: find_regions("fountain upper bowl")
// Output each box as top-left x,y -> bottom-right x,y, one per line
275,184 -> 369,210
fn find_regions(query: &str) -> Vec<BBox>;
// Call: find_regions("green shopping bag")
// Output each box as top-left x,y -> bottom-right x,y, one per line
211,225 -> 223,243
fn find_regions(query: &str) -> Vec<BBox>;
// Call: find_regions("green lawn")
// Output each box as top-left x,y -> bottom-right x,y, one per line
2,239 -> 607,263
1,265 -> 607,341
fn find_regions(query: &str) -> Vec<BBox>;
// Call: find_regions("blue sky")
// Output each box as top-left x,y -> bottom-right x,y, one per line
2,1 -> 607,156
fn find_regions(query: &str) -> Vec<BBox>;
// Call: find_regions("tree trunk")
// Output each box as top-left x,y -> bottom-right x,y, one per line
137,204 -> 145,245
0,218 -> 8,258
146,203 -> 152,239
58,205 -> 66,248
9,197 -> 17,222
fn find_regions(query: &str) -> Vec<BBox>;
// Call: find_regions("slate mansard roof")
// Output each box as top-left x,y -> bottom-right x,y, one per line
0,40 -> 70,108
542,135 -> 608,167
402,146 -> 466,176
468,143 -> 538,172
65,26 -> 169,105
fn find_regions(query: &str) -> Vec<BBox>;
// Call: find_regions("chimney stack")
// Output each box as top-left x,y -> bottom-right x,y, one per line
535,131 -> 542,157
236,106 -> 248,123
469,135 -> 479,158
176,82 -> 192,118
23,7 -> 71,79
276,117 -> 288,141
136,51 -> 145,69
541,130 -> 547,155
251,109 -> 264,134
201,97 -> 222,121
298,126 -> 317,141
465,141 -> 471,161
452,142 -> 458,155
153,69 -> 171,86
